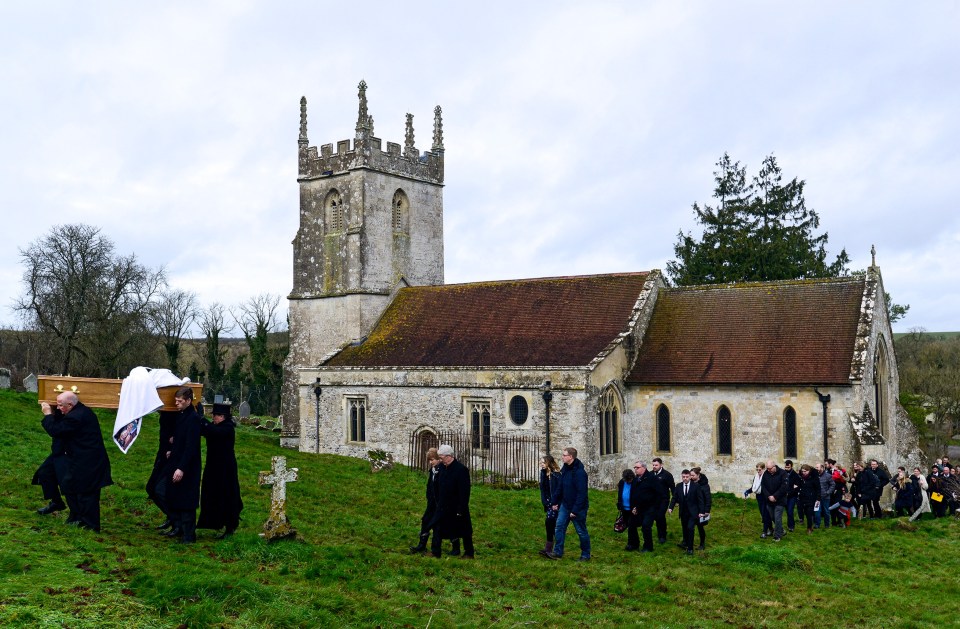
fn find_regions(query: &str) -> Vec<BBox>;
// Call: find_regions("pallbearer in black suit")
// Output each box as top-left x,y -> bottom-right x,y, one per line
197,402 -> 244,539
651,457 -> 674,544
165,387 -> 203,544
40,392 -> 113,532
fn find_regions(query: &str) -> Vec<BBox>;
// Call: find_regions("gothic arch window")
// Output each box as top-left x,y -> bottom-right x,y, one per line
325,189 -> 344,233
346,396 -> 366,443
783,406 -> 798,459
466,399 -> 491,450
655,404 -> 671,453
874,340 -> 890,436
598,386 -> 622,456
716,405 -> 732,456
392,189 -> 409,233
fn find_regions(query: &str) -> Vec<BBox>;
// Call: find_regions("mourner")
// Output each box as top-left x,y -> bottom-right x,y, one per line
33,408 -> 69,516
163,387 -> 203,544
432,444 -> 475,559
197,402 -> 244,539
39,392 -> 113,532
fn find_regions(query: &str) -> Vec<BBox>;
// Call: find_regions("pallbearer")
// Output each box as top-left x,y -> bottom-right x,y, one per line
197,402 -> 244,539
165,387 -> 203,543
39,392 -> 113,532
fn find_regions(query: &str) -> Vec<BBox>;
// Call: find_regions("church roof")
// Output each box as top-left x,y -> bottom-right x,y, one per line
323,272 -> 650,368
626,276 -> 866,386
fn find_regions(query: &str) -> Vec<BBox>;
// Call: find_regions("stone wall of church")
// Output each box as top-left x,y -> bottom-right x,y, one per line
296,366 -> 589,465
620,385 -> 869,494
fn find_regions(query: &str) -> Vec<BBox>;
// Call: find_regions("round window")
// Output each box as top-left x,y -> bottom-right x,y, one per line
509,395 -> 529,425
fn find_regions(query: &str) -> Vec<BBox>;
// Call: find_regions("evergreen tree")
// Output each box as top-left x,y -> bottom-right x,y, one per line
667,153 -> 851,285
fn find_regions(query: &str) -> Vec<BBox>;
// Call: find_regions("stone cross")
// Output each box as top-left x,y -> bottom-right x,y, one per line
258,455 -> 299,541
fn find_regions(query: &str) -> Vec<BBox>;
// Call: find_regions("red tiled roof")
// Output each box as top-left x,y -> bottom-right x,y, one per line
626,277 -> 865,385
324,273 -> 649,368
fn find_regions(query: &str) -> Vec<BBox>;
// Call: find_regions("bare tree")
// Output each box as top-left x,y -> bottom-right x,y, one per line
14,224 -> 165,376
233,294 -> 287,415
149,289 -> 200,373
199,302 -> 233,388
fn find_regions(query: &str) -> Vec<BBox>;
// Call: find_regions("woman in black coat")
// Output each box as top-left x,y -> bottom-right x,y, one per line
891,467 -> 915,517
690,467 -> 712,550
615,468 -> 639,551
538,455 -> 562,556
197,403 -> 243,538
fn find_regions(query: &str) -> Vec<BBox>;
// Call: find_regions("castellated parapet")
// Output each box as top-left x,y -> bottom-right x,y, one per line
297,81 -> 444,185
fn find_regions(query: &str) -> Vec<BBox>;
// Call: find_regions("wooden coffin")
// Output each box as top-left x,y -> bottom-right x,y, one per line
38,375 -> 203,411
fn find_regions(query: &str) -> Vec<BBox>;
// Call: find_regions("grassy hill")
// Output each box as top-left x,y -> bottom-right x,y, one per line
1,389 -> 959,627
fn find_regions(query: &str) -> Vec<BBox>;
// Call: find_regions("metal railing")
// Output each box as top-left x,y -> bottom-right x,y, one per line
408,429 -> 540,485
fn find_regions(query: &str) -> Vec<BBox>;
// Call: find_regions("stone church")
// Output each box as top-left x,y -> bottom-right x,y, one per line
281,82 -> 920,492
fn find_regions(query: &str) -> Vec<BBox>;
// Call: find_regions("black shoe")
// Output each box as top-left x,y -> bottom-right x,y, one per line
163,528 -> 183,538
155,519 -> 173,530
676,542 -> 687,549
640,548 -> 653,553
449,548 -> 461,557
37,502 -> 66,515
657,537 -> 667,544
430,552 -> 442,558
685,549 -> 693,555
697,544 -> 705,551
544,552 -> 560,560
624,545 -> 639,551
177,538 -> 195,545
577,556 -> 590,562
215,528 -> 235,540
459,554 -> 475,560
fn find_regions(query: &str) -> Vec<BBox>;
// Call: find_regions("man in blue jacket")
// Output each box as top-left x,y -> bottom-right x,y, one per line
546,447 -> 591,561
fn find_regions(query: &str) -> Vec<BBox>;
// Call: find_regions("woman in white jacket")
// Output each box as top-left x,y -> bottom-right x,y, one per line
909,467 -> 931,522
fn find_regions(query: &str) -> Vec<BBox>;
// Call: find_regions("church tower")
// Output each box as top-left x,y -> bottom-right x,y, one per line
281,81 -> 445,447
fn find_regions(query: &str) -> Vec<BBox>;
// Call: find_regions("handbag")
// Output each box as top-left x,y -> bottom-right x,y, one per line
614,513 -> 627,533
546,506 -> 558,520
931,492 -> 944,503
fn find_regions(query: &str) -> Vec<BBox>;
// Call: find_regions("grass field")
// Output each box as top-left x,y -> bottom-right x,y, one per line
1,388 -> 958,628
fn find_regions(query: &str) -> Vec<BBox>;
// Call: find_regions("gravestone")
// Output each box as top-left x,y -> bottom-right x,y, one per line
258,456 -> 299,541
238,400 -> 251,419
0,368 -> 10,390
23,373 -> 38,393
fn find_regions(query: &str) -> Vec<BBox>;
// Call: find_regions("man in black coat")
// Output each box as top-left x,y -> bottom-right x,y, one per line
869,460 -> 891,518
760,460 -> 789,541
431,444 -> 474,559
32,416 -> 68,515
40,392 -> 113,532
632,461 -> 668,552
164,387 -> 203,543
651,457 -> 675,544
197,403 -> 244,538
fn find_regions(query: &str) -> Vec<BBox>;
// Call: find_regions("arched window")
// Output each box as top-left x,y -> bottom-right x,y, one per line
392,189 -> 409,233
783,406 -> 797,459
873,340 -> 892,436
598,386 -> 621,456
325,189 -> 344,233
655,404 -> 671,453
716,405 -> 732,456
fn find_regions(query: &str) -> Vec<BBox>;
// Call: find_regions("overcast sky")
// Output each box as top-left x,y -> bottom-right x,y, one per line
2,2 -> 958,334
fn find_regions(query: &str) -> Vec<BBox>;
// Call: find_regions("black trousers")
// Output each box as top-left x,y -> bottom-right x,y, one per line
654,501 -> 669,540
65,489 -> 102,532
624,510 -> 640,549
153,476 -> 172,519
173,509 -> 197,542
34,456 -> 67,505
640,509 -> 656,551
680,511 -> 694,550
432,514 -> 474,557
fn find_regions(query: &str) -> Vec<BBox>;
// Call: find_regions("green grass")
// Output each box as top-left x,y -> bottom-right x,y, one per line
1,388 -> 959,627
